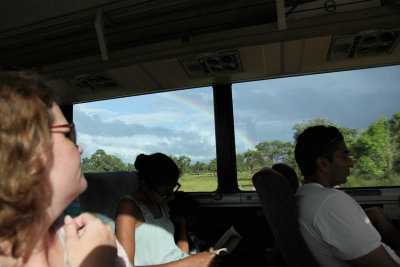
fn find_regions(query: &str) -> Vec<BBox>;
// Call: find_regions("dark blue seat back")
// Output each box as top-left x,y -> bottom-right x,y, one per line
79,171 -> 140,220
252,167 -> 319,267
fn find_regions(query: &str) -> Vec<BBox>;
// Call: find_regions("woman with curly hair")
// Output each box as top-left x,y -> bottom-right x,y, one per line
0,71 -> 130,267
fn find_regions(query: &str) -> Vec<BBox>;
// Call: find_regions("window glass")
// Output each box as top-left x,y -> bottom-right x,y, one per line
74,86 -> 217,192
232,65 -> 400,190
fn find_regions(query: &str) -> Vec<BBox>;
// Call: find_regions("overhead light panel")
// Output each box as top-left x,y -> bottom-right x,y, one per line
180,51 -> 243,79
66,72 -> 121,92
327,29 -> 400,61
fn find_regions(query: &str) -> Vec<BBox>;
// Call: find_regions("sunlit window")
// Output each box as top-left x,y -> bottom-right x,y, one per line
75,65 -> 400,192
232,65 -> 400,190
74,86 -> 217,192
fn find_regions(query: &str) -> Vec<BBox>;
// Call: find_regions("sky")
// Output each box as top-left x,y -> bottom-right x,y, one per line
74,65 -> 400,164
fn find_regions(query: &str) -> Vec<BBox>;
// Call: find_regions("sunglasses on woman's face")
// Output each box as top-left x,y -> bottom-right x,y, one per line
50,123 -> 76,145
153,183 -> 181,199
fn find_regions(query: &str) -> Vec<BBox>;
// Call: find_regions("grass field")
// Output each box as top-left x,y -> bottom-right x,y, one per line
179,173 -> 219,192
339,174 -> 400,188
179,172 -> 261,192
179,172 -> 400,192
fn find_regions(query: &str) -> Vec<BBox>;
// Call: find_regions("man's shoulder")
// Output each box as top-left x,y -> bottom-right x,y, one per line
296,183 -> 350,210
296,183 -> 342,196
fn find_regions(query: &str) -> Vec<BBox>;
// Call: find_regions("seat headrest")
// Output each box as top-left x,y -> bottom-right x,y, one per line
252,167 -> 281,182
79,171 -> 140,220
252,164 -> 298,193
272,164 -> 299,193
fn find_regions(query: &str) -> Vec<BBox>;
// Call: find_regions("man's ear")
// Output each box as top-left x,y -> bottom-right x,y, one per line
139,179 -> 147,189
316,156 -> 330,172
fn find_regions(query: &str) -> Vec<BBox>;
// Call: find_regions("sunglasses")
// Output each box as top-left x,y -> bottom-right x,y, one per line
153,183 -> 181,199
50,123 -> 76,145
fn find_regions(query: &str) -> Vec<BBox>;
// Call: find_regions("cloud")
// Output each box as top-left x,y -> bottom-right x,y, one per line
74,105 -> 216,163
232,66 -> 400,142
75,105 -> 118,120
75,109 -> 174,137
109,111 -> 184,125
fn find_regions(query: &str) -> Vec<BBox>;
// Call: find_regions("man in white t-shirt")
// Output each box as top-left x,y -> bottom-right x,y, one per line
294,125 -> 400,267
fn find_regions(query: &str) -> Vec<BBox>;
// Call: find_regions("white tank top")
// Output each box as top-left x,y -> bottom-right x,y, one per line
122,195 -> 188,265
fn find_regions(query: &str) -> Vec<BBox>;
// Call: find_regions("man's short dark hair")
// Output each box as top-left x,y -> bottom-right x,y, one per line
295,125 -> 344,177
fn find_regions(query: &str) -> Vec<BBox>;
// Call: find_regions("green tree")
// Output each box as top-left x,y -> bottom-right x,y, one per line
388,112 -> 400,173
243,150 -> 264,171
389,112 -> 400,139
255,140 -> 294,166
236,153 -> 246,172
82,149 -> 128,172
352,116 -> 396,175
127,163 -> 136,171
192,161 -> 208,174
208,158 -> 217,175
175,155 -> 191,174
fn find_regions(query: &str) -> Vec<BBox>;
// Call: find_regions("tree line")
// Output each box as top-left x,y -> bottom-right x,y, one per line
82,112 -> 400,179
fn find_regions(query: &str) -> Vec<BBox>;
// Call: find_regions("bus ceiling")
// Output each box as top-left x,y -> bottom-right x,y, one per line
1,0 -> 399,104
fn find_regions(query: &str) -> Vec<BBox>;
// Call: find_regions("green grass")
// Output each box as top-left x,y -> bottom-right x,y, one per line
180,172 -> 400,192
179,172 -> 255,192
237,172 -> 254,191
179,173 -> 218,192
339,173 -> 400,188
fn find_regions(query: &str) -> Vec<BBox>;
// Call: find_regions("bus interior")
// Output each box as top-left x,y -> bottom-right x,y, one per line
2,0 -> 400,266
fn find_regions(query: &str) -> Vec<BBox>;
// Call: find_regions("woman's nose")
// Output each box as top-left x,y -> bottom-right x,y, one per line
77,145 -> 83,154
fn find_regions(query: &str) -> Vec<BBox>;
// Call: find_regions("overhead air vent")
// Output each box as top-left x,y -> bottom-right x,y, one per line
66,72 -> 121,92
327,30 -> 400,61
180,51 -> 243,79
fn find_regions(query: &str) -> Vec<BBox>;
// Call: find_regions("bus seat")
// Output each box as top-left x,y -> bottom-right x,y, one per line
79,171 -> 140,221
272,163 -> 299,193
252,167 -> 318,267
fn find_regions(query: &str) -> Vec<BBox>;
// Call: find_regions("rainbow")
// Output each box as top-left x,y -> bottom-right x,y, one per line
158,92 -> 256,150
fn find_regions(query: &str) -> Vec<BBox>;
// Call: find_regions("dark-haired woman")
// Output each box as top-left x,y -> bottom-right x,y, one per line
116,153 -> 216,267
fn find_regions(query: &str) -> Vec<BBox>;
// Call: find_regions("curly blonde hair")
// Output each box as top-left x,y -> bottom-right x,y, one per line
0,71 -> 54,258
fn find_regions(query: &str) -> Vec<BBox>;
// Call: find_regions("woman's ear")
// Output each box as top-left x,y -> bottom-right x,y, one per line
316,156 -> 330,173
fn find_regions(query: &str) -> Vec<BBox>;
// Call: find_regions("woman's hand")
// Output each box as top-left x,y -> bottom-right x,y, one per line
64,213 -> 117,267
184,251 -> 218,267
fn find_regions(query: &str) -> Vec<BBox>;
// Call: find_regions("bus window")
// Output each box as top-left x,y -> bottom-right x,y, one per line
74,86 -> 217,192
232,65 -> 400,190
